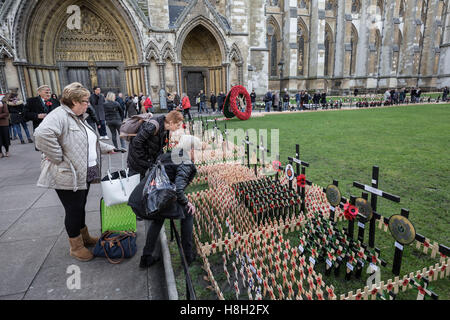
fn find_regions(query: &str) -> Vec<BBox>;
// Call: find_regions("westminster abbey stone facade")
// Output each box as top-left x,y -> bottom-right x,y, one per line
0,0 -> 448,106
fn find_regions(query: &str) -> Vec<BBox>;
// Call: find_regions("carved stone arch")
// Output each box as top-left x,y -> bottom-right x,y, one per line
13,0 -> 144,64
0,36 -> 14,59
228,43 -> 244,86
267,15 -> 282,77
161,42 -> 176,62
145,41 -> 161,62
176,15 -> 228,64
228,43 -> 243,64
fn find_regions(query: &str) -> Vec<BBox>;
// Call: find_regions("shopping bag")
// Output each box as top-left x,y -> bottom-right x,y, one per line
101,153 -> 140,206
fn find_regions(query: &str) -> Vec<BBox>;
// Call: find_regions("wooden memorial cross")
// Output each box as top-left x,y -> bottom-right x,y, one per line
256,134 -> 270,177
287,144 -> 310,213
241,130 -> 253,168
392,208 -> 409,276
353,166 -> 400,248
357,192 -> 369,243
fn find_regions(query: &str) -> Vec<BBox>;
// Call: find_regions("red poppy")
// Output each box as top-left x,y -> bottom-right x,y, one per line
423,242 -> 430,248
429,270 -> 434,277
387,284 -> 394,291
417,286 -> 426,295
272,160 -> 282,172
402,279 -> 409,287
297,174 -> 306,187
327,288 -> 334,297
372,255 -> 377,264
442,265 -> 447,272
371,288 -> 378,295
182,123 -> 186,129
343,203 -> 358,221
45,101 -> 52,106
356,293 -> 362,300
165,138 -> 169,143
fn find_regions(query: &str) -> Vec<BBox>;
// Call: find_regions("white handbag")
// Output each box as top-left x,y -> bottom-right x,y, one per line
101,153 -> 141,207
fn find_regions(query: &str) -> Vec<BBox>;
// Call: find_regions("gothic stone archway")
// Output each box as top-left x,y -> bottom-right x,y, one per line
17,0 -> 143,97
180,24 -> 224,106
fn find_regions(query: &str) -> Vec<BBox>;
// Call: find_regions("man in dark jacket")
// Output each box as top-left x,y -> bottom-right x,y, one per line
250,89 -> 256,110
89,87 -> 108,139
25,85 -> 52,131
199,90 -> 208,113
210,92 -> 216,113
127,111 -> 184,178
282,89 -> 290,111
115,92 -> 126,118
137,135 -> 201,267
217,92 -> 226,112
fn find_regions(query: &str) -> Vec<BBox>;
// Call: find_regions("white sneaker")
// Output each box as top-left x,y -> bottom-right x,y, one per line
101,136 -> 109,140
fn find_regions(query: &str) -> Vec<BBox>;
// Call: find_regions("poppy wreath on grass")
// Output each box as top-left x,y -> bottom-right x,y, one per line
223,85 -> 252,120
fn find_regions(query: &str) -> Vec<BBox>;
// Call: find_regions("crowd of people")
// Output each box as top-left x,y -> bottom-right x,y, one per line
2,81 -> 198,268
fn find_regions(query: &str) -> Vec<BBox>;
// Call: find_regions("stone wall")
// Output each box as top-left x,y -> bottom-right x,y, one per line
0,0 -> 448,98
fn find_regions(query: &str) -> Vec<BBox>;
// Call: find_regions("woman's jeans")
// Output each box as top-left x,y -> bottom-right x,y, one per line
12,122 -> 31,140
107,120 -> 126,149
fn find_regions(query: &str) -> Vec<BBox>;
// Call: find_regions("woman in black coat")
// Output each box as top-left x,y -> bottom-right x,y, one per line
127,111 -> 184,178
6,93 -> 33,144
104,92 -> 125,151
138,135 -> 201,267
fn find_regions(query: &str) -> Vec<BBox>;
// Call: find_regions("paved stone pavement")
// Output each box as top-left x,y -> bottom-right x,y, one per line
0,123 -> 168,300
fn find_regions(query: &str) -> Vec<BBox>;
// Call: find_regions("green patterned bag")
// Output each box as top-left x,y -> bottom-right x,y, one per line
100,198 -> 137,233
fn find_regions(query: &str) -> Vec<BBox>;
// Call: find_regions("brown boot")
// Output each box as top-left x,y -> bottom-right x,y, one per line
69,235 -> 94,262
80,226 -> 99,247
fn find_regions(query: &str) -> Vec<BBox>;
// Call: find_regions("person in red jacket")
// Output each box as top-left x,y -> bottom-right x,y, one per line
143,96 -> 153,113
181,93 -> 192,120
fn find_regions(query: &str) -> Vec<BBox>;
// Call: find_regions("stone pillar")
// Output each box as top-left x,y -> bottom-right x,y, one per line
309,0 -> 326,89
419,0 -> 439,88
399,0 -> 420,86
379,0 -> 396,88
334,0 -> 346,78
174,62 -> 182,95
230,0 -> 248,33
343,0 -> 353,78
148,0 -> 169,29
157,62 -> 166,92
355,0 -> 370,82
286,0 -> 298,91
142,63 -> 150,96
439,0 -> 450,87
249,0 -> 268,95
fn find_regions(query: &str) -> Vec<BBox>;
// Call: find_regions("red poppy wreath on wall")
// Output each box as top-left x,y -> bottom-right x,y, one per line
223,85 -> 252,120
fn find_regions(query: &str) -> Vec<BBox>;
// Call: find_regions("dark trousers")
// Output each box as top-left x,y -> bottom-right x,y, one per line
211,102 -> 216,112
55,184 -> 90,238
98,120 -> 107,136
107,120 -> 126,149
0,126 -> 10,152
183,108 -> 192,120
143,213 -> 194,260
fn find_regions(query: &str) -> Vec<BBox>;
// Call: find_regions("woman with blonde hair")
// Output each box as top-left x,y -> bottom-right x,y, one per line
104,91 -> 126,151
34,82 -> 116,262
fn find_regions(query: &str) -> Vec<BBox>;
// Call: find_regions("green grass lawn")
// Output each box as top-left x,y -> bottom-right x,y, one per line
169,104 -> 450,299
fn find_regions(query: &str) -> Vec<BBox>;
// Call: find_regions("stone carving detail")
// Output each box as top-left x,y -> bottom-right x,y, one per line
56,8 -> 124,61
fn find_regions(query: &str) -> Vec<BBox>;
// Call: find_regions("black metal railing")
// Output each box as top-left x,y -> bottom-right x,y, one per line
170,219 -> 196,300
